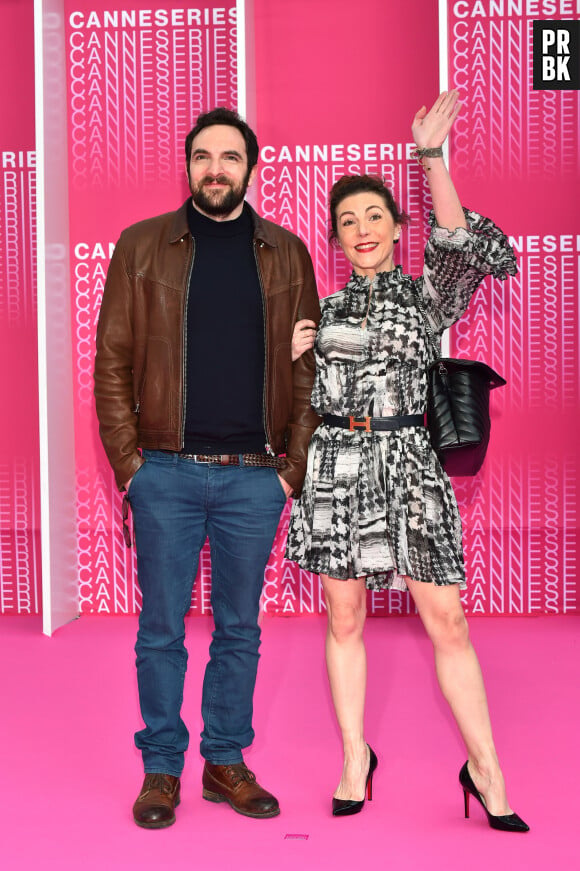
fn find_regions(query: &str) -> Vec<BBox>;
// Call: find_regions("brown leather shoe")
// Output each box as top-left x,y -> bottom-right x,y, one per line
132,773 -> 181,829
202,762 -> 280,818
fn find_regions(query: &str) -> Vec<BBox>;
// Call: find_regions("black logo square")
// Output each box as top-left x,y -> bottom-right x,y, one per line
533,21 -> 580,90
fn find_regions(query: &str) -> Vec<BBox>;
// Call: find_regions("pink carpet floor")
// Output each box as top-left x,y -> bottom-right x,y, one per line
1,613 -> 578,870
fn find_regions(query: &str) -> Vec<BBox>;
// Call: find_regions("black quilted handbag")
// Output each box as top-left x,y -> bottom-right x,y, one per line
416,292 -> 506,477
426,359 -> 506,476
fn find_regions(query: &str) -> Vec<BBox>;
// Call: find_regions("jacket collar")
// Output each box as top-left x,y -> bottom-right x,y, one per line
248,203 -> 279,247
169,199 -> 279,247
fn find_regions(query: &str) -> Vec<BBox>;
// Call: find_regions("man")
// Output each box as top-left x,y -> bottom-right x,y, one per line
94,108 -> 320,828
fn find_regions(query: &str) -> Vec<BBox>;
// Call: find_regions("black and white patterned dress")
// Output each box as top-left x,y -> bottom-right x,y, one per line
286,210 -> 517,591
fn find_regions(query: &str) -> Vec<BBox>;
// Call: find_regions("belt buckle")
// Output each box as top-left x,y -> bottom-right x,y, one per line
349,416 -> 371,432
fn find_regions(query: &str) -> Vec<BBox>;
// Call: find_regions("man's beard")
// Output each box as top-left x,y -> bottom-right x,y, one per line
190,173 -> 249,217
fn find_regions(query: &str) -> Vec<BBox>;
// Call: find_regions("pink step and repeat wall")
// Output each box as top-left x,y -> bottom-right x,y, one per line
0,1 -> 39,616
0,0 -> 578,617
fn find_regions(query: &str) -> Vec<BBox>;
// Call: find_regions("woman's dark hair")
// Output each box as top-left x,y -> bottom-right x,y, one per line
185,107 -> 259,173
328,174 -> 410,244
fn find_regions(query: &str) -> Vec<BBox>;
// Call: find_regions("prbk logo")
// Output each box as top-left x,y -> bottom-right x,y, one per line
533,21 -> 580,89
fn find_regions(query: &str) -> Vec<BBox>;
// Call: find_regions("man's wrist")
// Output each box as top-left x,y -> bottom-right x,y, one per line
278,473 -> 294,498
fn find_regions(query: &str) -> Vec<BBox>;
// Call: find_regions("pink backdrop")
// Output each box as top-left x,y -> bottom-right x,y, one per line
67,0 -> 237,614
1,0 -> 578,617
0,0 -> 39,615
447,5 -> 579,616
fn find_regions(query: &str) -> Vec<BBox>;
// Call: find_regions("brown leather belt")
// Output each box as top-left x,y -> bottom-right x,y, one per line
180,452 -> 283,468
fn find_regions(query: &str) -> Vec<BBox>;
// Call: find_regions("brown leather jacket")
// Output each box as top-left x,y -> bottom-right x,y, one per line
94,201 -> 321,495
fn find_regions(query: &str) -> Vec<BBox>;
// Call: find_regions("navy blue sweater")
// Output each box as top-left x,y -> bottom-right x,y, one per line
182,201 -> 266,454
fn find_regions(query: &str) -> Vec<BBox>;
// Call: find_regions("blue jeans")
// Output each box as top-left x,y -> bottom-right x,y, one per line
128,450 -> 287,775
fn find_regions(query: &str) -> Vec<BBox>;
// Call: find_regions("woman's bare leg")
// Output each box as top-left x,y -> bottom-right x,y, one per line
321,573 -> 370,800
406,577 -> 512,815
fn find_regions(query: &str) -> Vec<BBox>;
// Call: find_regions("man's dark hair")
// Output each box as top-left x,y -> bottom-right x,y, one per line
185,107 -> 259,172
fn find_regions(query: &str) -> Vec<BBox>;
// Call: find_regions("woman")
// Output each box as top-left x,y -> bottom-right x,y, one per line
286,91 -> 528,831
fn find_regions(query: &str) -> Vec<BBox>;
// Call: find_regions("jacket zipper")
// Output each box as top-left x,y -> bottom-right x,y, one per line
180,236 -> 195,448
134,363 -> 147,413
253,239 -> 273,454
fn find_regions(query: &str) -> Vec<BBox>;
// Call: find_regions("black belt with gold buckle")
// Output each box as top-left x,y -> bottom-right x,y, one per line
323,413 -> 425,432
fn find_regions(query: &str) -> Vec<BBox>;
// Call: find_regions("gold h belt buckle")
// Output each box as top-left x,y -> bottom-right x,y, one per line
349,416 -> 371,432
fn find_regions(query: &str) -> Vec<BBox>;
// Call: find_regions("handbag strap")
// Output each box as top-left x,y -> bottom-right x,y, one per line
415,289 -> 506,390
414,288 -> 441,361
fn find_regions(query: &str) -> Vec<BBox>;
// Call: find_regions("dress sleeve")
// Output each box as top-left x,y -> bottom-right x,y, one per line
309,296 -> 330,414
418,208 -> 518,333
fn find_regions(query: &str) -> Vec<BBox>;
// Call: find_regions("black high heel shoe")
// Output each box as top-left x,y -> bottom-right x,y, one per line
459,761 -> 529,832
332,745 -> 378,817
